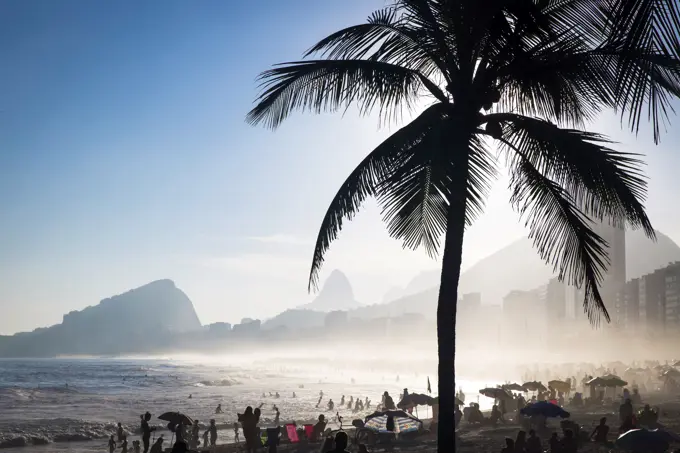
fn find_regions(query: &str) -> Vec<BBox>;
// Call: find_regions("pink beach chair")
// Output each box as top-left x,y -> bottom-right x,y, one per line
286,424 -> 299,443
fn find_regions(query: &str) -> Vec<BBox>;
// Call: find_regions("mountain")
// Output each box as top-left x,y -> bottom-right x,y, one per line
377,228 -> 680,317
0,280 -> 201,357
262,309 -> 326,331
298,269 -> 362,312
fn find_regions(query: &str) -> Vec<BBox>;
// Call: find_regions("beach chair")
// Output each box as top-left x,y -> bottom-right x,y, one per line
285,424 -> 299,443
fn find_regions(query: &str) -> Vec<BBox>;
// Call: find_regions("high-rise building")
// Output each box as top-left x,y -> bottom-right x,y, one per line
614,278 -> 640,330
664,262 -> 680,333
639,267 -> 667,337
546,277 -> 567,321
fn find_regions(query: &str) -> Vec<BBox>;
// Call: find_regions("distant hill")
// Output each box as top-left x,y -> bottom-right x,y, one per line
0,280 -> 201,357
261,309 -> 326,331
377,228 -> 680,317
298,269 -> 362,312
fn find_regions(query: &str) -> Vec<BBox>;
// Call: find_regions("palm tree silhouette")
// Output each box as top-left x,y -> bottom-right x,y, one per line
248,1 -> 680,450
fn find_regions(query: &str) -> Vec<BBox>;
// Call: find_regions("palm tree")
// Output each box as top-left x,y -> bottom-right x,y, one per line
247,1 -> 680,451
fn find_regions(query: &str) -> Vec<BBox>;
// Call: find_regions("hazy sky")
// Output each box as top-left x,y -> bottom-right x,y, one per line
2,0 -> 680,335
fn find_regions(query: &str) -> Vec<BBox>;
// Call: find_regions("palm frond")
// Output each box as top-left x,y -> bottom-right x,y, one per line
304,7 -> 446,80
377,127 -> 497,255
308,103 -> 449,291
488,113 -> 654,239
246,59 -> 438,129
509,156 -> 610,324
596,43 -> 680,142
495,31 -> 614,126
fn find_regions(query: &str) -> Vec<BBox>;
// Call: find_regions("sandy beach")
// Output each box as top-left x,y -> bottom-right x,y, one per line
161,394 -> 680,453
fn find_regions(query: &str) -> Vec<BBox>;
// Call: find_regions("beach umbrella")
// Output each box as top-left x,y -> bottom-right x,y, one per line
615,429 -> 669,452
522,381 -> 547,392
158,412 -> 193,426
479,388 -> 513,400
547,380 -> 571,393
502,383 -> 525,392
520,401 -> 570,419
364,411 -> 422,434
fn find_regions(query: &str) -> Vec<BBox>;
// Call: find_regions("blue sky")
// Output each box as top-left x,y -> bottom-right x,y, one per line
2,0 -> 680,334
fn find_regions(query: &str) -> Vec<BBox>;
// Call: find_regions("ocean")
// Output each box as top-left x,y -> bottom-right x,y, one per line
0,357 -> 493,452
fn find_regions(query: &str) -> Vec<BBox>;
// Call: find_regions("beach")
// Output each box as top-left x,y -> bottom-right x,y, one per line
3,358 -> 680,452
0,357 -> 488,452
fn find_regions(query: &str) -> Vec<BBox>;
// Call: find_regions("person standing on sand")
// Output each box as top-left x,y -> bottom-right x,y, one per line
120,437 -> 128,453
140,412 -> 155,453
108,435 -> 116,453
206,419 -> 217,446
117,423 -> 124,442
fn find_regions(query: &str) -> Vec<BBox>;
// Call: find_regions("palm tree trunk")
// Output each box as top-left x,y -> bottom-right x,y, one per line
436,156 -> 468,453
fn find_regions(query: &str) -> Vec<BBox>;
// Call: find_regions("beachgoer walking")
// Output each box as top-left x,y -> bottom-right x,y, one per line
274,406 -> 280,426
120,437 -> 128,453
591,417 -> 609,443
233,422 -> 240,443
117,422 -> 125,442
202,430 -> 209,448
109,435 -> 117,453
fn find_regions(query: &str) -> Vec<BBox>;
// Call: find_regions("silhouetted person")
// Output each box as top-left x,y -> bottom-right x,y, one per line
140,412 -> 155,453
326,431 -> 350,453
619,398 -> 633,424
149,438 -> 164,453
561,429 -> 577,453
515,430 -> 527,452
215,403 -> 223,414
233,422 -> 240,443
206,419 -> 217,446
549,433 -> 560,453
240,406 -> 260,453
590,417 -> 609,443
117,422 -> 125,442
328,399 -> 334,411
340,395 -> 345,406
501,438 -> 515,453
171,441 -> 187,453
190,420 -> 200,449
120,437 -> 129,453
382,392 -> 395,410
109,435 -> 117,453
313,415 -> 327,442
526,430 -> 541,453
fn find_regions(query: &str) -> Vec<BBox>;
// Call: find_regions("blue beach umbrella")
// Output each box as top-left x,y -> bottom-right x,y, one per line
520,401 -> 570,418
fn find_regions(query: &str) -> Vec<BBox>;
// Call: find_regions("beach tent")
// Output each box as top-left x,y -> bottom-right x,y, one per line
522,381 -> 547,392
502,383 -> 525,392
364,411 -> 422,434
547,380 -> 571,393
479,387 -> 513,401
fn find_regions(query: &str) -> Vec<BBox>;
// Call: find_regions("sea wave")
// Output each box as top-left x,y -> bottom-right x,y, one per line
195,378 -> 239,387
